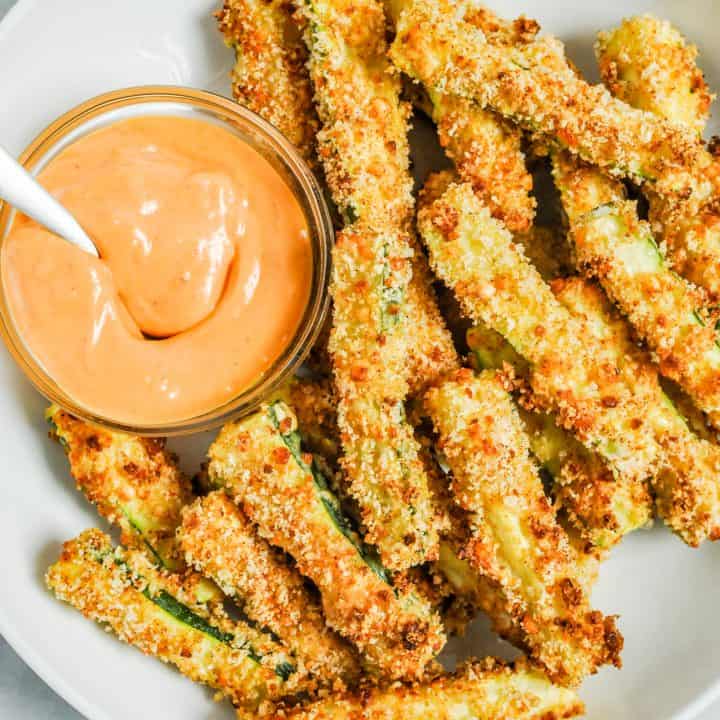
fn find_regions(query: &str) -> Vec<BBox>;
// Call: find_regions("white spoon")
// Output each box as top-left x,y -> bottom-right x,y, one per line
0,144 -> 98,257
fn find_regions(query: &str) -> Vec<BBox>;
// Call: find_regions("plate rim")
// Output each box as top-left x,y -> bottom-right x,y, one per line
0,1 -> 718,719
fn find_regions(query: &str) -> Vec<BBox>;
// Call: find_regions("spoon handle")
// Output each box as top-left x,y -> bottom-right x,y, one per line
0,144 -> 98,257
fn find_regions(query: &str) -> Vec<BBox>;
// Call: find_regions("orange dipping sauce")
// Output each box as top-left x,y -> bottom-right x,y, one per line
2,116 -> 313,424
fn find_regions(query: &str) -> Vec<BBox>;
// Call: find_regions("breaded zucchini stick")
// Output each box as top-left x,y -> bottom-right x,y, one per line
216,0 -> 318,164
389,0 -> 719,209
208,402 -> 446,679
179,492 -> 360,684
596,15 -> 720,302
419,177 -> 659,483
46,406 -> 191,570
425,369 -> 622,685
47,529 -> 301,714
419,178 -> 720,546
388,1 -> 537,233
276,657 -> 584,719
404,246 -> 461,395
552,150 -> 720,429
296,0 -> 444,568
329,225 -> 438,567
278,376 -> 341,466
466,320 -> 651,549
596,15 -> 711,133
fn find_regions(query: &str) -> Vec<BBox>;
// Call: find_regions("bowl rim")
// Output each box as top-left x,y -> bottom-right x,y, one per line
0,85 -> 334,435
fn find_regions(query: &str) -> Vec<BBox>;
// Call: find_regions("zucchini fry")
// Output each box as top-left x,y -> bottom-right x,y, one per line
419,177 -> 659,483
389,0 -> 719,209
277,657 -> 584,719
388,1 -> 537,233
418,178 -> 720,546
296,0 -> 443,568
47,529 -> 301,714
179,492 -> 360,684
280,377 -> 341,466
216,0 -> 318,164
467,318 -> 652,550
425,369 -> 622,685
596,15 -> 711,133
46,406 -> 191,570
596,15 -> 720,302
404,247 -> 461,395
208,403 -> 446,680
552,150 -> 720,430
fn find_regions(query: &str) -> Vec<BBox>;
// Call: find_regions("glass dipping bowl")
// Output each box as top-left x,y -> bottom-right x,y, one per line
0,86 -> 333,436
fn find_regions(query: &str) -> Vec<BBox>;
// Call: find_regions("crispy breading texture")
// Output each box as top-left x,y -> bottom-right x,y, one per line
46,405 -> 191,569
216,0 -> 319,164
553,150 -> 720,430
467,309 -> 652,550
389,0 -> 719,209
272,657 -> 584,719
554,277 -> 720,547
418,177 -> 661,483
277,377 -> 341,465
596,15 -> 711,134
296,0 -> 443,567
387,2 -> 536,233
179,492 -> 360,684
330,226 -> 439,567
46,529 -> 301,713
425,369 -> 622,685
596,15 -> 720,302
404,245 -> 461,395
207,403 -> 446,680
418,178 -> 720,545
298,0 -> 412,226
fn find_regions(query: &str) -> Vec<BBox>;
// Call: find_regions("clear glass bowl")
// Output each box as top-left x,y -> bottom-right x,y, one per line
0,86 -> 333,436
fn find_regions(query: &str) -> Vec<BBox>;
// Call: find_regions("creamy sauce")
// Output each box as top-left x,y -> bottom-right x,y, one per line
3,116 -> 312,424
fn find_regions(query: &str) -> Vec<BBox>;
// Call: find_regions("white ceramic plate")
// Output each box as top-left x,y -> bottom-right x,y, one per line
0,1 -> 719,719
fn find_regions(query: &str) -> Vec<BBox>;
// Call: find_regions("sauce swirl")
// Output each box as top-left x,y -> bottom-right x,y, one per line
2,116 -> 312,424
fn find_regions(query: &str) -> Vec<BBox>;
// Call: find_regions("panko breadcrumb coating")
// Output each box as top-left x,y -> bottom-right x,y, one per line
208,403 -> 446,680
419,176 -> 660,484
273,657 -> 584,719
295,0 -> 445,568
387,2 -> 536,232
425,369 -> 622,685
418,178 -> 720,546
389,0 -> 720,210
179,492 -> 360,685
596,15 -> 720,302
46,405 -> 191,570
467,310 -> 652,550
47,529 -> 302,714
552,150 -> 720,431
404,243 -> 461,395
216,0 -> 319,165
596,14 -> 712,133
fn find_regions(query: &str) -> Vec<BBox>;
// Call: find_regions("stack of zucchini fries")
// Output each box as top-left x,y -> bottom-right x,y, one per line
44,1 -> 720,717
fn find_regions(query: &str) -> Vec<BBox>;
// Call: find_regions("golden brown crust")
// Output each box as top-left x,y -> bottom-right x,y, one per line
596,14 -> 712,133
390,0 -> 720,209
553,151 -> 720,430
179,492 -> 360,684
419,179 -> 720,545
208,406 -> 446,680
47,529 -> 300,713
217,0 -> 319,164
46,405 -> 191,569
596,14 -> 720,301
273,657 -> 584,719
297,0 -> 444,568
425,368 -> 622,685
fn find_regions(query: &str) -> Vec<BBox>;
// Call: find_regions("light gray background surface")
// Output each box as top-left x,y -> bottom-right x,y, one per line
0,2 -> 717,719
